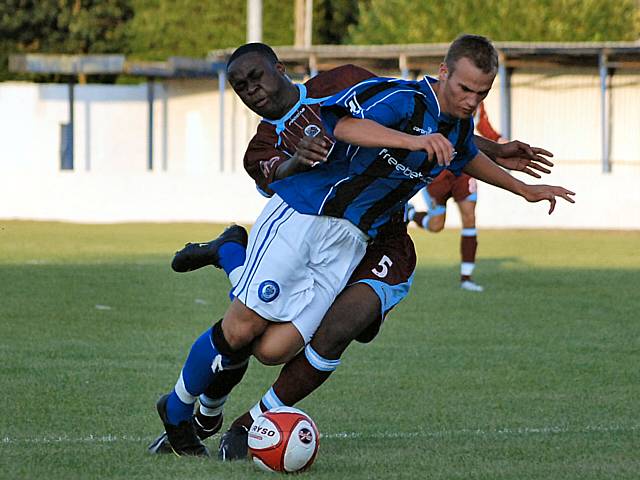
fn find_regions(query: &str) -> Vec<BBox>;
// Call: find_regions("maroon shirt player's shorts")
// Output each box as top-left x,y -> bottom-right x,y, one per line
427,171 -> 477,205
346,218 -> 416,343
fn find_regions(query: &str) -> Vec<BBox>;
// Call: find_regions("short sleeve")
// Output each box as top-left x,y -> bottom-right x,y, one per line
321,79 -> 416,137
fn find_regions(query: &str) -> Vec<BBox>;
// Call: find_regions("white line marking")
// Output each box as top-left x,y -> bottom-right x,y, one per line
1,424 -> 637,445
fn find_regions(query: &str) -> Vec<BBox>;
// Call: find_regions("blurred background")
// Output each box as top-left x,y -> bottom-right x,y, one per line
1,0 -> 639,228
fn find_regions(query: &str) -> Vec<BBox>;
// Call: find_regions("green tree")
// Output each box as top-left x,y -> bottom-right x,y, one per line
0,0 -> 133,81
313,0 -> 362,44
126,0 -> 295,60
348,0 -> 640,43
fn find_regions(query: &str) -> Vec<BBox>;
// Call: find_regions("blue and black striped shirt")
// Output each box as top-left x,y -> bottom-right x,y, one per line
270,76 -> 479,238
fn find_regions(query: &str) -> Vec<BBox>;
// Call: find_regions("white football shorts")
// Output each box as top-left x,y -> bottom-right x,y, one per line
232,195 -> 368,343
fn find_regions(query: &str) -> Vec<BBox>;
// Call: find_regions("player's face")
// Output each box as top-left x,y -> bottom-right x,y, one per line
438,57 -> 496,119
227,53 -> 297,120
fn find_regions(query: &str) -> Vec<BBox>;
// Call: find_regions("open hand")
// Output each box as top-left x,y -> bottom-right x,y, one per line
495,140 -> 554,178
523,184 -> 576,214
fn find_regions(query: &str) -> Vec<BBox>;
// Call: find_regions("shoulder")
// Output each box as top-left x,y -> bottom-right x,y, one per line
254,121 -> 277,140
305,64 -> 376,97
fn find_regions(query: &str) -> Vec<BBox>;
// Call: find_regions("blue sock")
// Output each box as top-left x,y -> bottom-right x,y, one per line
166,327 -> 221,425
218,242 -> 246,276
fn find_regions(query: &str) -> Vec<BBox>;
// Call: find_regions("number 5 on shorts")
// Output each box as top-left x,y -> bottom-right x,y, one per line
371,255 -> 393,278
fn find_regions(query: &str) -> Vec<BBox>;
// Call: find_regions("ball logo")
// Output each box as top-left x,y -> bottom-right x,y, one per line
258,280 -> 280,303
303,124 -> 322,138
298,427 -> 313,444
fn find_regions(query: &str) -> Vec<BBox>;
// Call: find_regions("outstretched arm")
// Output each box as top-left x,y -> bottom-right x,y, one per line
334,117 -> 455,166
463,152 -> 575,214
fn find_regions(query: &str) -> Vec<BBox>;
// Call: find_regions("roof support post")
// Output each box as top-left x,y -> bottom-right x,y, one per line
247,0 -> 263,43
399,54 -> 409,79
498,52 -> 512,140
219,68 -> 226,172
60,79 -> 75,170
599,51 -> 612,173
147,78 -> 154,171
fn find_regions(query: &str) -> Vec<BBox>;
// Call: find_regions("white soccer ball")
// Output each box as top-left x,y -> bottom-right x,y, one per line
247,406 -> 320,473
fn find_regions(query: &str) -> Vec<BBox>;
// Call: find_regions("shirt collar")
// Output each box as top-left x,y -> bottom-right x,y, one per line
261,83 -> 306,126
421,75 -> 441,118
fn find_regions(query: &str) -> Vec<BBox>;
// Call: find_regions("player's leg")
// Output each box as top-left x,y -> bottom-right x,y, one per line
218,227 -> 416,460
187,321 -> 305,450
454,176 -> 482,292
171,224 -> 248,287
156,300 -> 266,456
159,199 -> 368,456
217,283 -> 382,461
408,179 -> 449,232
156,197 -> 299,456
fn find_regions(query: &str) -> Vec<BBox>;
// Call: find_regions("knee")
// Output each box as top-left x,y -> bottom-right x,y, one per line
223,327 -> 254,351
460,213 -> 476,228
221,301 -> 268,350
252,322 -> 304,366
253,341 -> 297,366
427,218 -> 445,232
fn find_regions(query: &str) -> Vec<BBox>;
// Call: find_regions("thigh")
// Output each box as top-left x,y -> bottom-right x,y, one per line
290,220 -> 368,344
348,227 -> 416,340
221,298 -> 270,350
426,171 -> 455,208
452,173 -> 477,203
232,199 -> 315,324
310,283 -> 382,358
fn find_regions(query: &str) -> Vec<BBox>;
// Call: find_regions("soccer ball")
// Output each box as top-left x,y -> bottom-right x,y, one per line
248,406 -> 320,473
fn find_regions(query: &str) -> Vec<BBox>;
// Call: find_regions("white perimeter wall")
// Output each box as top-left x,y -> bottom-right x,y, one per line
1,71 -> 639,229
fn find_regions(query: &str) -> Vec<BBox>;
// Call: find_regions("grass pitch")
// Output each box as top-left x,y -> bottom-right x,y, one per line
1,221 -> 638,479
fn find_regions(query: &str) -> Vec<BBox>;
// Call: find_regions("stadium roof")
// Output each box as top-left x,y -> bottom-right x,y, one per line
9,54 -> 226,78
208,41 -> 640,73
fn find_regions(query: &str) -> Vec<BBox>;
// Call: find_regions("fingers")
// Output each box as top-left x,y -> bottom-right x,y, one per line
522,167 -> 542,179
548,188 -> 575,214
528,161 -> 552,175
531,155 -> 554,168
424,134 -> 454,166
531,146 -> 554,158
516,141 -> 535,159
296,136 -> 330,167
559,189 -> 576,203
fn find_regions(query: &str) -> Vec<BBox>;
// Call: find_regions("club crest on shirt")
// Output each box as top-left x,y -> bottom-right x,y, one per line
258,280 -> 280,303
304,124 -> 322,137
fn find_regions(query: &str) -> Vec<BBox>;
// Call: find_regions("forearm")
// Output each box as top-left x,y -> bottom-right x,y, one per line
274,157 -> 303,180
473,135 -> 498,160
463,152 -> 527,197
334,117 -> 417,150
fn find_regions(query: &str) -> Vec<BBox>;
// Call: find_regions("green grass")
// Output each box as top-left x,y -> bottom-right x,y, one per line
1,221 -> 639,479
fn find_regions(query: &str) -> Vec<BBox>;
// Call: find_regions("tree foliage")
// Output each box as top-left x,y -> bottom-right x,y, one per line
1,0 -> 638,81
126,0 -> 294,60
313,0 -> 361,44
348,0 -> 640,44
0,0 -> 133,80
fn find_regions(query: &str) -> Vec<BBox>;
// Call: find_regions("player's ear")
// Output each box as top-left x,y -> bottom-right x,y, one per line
275,61 -> 286,75
438,63 -> 448,81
